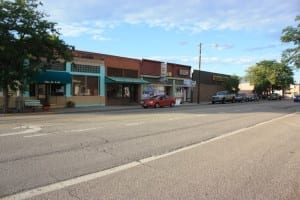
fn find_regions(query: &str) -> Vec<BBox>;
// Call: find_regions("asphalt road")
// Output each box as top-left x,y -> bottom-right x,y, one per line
0,100 -> 299,200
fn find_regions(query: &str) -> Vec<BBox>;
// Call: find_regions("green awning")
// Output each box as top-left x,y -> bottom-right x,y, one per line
105,76 -> 149,84
35,71 -> 72,84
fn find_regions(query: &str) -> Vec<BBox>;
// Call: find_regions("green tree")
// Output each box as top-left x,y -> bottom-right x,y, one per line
271,62 -> 294,96
281,16 -> 300,69
246,61 -> 271,95
246,60 -> 294,96
224,75 -> 240,94
0,0 -> 73,113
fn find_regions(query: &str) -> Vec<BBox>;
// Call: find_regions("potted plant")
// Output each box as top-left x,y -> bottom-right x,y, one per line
66,100 -> 75,108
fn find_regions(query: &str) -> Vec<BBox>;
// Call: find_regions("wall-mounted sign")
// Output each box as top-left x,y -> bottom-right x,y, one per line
179,69 -> 189,76
183,79 -> 192,87
212,74 -> 228,82
161,62 -> 167,77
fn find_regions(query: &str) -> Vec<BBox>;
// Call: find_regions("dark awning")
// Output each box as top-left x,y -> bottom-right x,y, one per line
35,71 -> 72,84
105,76 -> 149,84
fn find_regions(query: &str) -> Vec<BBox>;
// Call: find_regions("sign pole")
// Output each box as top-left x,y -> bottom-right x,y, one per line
197,43 -> 202,104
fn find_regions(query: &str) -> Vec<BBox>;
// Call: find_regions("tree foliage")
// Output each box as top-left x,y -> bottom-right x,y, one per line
246,60 -> 294,95
0,0 -> 73,112
224,75 -> 240,94
281,16 -> 300,68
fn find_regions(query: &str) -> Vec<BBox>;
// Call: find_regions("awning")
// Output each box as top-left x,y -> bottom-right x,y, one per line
105,76 -> 149,84
35,71 -> 72,84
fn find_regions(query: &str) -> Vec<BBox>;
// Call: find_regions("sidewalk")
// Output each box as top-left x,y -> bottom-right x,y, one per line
1,102 -> 206,116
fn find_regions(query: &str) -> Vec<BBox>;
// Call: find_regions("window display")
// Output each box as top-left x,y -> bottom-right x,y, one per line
72,76 -> 99,96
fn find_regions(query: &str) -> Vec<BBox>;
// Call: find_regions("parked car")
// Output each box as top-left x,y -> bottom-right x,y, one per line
247,94 -> 259,101
140,95 -> 176,108
235,93 -> 248,103
294,95 -> 300,102
268,93 -> 282,100
211,91 -> 235,104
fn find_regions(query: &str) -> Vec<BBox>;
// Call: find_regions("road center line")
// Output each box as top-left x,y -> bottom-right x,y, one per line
1,112 -> 296,200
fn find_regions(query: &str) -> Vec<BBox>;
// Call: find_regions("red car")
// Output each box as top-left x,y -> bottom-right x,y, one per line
141,95 -> 176,108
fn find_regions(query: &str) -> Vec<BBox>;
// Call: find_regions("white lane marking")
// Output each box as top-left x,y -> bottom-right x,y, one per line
0,126 -> 41,137
69,128 -> 97,133
1,112 -> 296,200
0,162 -> 140,200
125,122 -> 144,126
24,134 -> 48,138
195,114 -> 207,117
168,118 -> 179,120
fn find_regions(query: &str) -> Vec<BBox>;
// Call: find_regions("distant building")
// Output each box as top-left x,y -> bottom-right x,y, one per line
239,81 -> 254,95
192,70 -> 230,102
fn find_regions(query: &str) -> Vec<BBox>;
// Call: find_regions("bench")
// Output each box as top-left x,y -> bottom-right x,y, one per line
24,99 -> 42,111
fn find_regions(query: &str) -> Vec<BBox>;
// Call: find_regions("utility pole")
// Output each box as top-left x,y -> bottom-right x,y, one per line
197,43 -> 202,104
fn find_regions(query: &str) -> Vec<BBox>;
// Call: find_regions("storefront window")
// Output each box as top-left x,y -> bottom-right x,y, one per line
107,84 -> 131,98
50,84 -> 65,96
72,76 -> 99,96
142,85 -> 165,99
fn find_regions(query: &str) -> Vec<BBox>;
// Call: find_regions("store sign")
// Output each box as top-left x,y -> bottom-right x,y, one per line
161,62 -> 167,77
179,69 -> 189,76
183,79 -> 192,87
212,74 -> 228,82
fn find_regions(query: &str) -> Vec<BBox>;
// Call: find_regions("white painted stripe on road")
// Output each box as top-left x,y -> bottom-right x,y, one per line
69,128 -> 97,133
24,133 -> 48,138
125,122 -> 144,126
0,162 -> 140,200
168,117 -> 179,120
0,112 -> 296,200
0,126 -> 41,137
195,114 -> 207,117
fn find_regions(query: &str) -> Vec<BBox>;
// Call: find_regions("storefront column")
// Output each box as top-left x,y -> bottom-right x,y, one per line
100,66 -> 105,97
66,62 -> 72,97
23,90 -> 29,97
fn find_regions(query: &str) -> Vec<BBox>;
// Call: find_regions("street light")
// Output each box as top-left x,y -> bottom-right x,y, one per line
197,43 -> 202,104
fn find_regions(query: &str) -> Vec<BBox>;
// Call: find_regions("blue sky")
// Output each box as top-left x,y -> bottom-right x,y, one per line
41,0 -> 300,81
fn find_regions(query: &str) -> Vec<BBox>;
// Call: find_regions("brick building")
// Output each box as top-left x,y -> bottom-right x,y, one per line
73,50 -> 148,105
141,59 -> 192,103
192,70 -> 230,102
1,50 -> 195,109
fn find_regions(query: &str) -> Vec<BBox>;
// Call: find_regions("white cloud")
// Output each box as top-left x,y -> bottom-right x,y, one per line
55,21 -> 115,42
211,43 -> 234,51
42,0 -> 299,37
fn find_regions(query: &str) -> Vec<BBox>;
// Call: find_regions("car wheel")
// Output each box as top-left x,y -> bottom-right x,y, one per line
155,103 -> 160,108
143,106 -> 148,109
212,101 -> 215,104
222,98 -> 225,104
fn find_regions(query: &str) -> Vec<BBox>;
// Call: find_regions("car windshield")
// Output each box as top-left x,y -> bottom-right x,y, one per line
150,95 -> 161,99
216,91 -> 226,95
